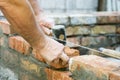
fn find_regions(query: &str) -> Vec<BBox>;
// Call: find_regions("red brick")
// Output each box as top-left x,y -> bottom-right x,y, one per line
17,37 -> 24,53
32,49 -> 45,62
9,36 -> 31,55
0,21 -> 10,34
22,39 -> 31,55
45,68 -> 73,80
69,55 -> 120,80
64,46 -> 80,57
70,55 -> 120,71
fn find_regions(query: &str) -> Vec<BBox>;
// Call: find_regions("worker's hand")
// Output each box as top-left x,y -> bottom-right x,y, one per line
34,37 -> 69,69
39,17 -> 54,29
36,15 -> 54,36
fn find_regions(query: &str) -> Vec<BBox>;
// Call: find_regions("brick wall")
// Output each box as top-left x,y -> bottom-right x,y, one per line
46,12 -> 120,51
0,12 -> 120,80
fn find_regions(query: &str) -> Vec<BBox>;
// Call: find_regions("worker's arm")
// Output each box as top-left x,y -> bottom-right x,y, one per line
28,0 -> 54,35
28,0 -> 42,16
0,0 -> 45,47
0,0 -> 69,68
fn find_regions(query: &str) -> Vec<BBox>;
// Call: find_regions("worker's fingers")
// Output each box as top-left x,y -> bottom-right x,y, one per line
50,51 -> 69,68
40,22 -> 51,28
45,23 -> 52,28
52,58 -> 60,64
41,26 -> 52,36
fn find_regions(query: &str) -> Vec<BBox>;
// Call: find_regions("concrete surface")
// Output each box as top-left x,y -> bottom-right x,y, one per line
0,65 -> 18,80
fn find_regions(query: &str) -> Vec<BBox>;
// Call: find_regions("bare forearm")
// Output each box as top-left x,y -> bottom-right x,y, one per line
0,0 -> 46,47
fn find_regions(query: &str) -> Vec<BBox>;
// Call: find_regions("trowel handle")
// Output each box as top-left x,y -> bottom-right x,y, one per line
52,25 -> 66,45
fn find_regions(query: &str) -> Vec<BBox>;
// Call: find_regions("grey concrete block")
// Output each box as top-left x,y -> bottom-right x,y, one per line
49,15 -> 70,25
70,14 -> 97,25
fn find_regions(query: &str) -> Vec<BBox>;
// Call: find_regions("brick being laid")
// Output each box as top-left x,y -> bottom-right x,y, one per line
69,55 -> 120,80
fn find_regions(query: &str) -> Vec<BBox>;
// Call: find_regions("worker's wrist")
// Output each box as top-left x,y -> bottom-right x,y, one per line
32,35 -> 48,49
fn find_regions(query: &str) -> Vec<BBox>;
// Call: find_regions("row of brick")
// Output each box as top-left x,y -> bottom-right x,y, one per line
66,25 -> 120,36
0,20 -> 120,38
67,36 -> 120,48
1,12 -> 120,26
47,12 -> 120,25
